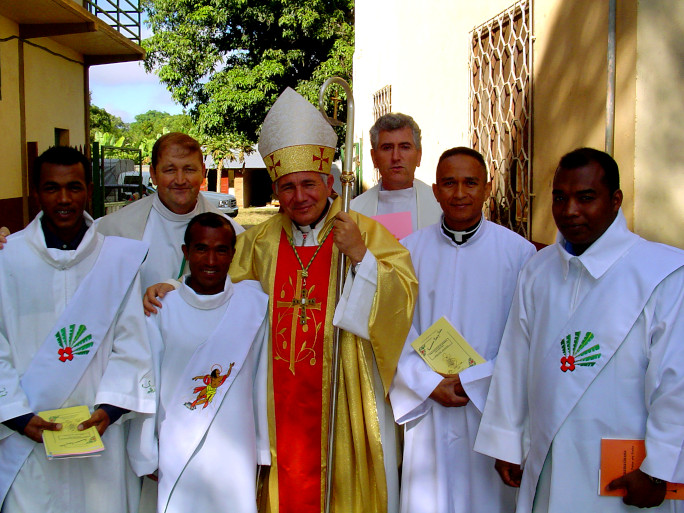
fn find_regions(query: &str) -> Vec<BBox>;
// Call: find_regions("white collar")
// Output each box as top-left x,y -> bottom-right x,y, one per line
178,275 -> 235,310
439,214 -> 486,247
290,198 -> 332,246
26,211 -> 99,269
378,184 -> 415,199
152,193 -> 200,222
556,209 -> 639,280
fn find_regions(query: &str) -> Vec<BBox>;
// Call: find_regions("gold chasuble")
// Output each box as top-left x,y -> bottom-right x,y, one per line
230,198 -> 417,513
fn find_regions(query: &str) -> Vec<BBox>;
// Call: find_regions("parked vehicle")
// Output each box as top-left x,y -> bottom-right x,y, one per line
200,191 -> 239,217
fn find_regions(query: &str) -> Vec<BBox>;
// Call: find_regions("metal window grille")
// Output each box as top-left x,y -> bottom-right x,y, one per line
83,0 -> 142,43
373,85 -> 392,121
469,1 -> 533,239
372,85 -> 392,182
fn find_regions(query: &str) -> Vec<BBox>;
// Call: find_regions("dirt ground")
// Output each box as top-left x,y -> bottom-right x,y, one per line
234,205 -> 279,229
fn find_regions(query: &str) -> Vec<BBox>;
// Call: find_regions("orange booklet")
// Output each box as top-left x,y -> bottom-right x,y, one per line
599,439 -> 684,499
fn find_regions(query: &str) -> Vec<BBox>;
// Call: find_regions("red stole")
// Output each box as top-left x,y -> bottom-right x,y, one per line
272,231 -> 334,513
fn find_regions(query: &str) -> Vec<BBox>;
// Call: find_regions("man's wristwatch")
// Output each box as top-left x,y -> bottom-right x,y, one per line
646,474 -> 666,486
352,261 -> 362,275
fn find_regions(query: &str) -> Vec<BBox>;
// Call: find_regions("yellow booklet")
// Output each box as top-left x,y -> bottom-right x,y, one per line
411,317 -> 485,374
38,405 -> 105,459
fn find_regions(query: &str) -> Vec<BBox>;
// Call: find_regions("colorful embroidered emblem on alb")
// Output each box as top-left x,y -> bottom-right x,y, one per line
55,324 -> 93,362
184,363 -> 234,411
560,331 -> 601,372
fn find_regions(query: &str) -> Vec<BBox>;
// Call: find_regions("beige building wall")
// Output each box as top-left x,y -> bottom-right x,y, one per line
354,0 -> 684,248
633,0 -> 684,247
354,0 -> 514,189
0,14 -> 86,229
0,16 -> 24,200
530,0 -> 637,245
24,40 -> 86,153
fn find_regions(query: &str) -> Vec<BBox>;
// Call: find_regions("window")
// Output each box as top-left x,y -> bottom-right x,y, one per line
55,128 -> 70,146
470,1 -> 532,239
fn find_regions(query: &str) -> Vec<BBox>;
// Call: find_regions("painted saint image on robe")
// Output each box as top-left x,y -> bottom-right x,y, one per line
184,363 -> 234,410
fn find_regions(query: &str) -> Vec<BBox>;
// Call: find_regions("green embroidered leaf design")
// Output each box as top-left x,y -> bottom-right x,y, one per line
72,334 -> 92,350
73,324 -> 87,343
56,328 -> 67,348
560,331 -> 601,372
56,324 -> 92,358
576,344 -> 600,359
571,331 -> 581,354
575,332 -> 595,354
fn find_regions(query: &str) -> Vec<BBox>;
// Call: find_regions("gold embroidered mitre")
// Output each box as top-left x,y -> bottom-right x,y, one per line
258,87 -> 337,181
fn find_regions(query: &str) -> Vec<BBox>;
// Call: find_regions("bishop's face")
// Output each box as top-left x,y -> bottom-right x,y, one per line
552,162 -> 622,255
432,154 -> 490,231
274,172 -> 334,226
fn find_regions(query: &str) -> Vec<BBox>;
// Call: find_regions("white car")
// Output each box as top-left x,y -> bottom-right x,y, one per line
200,191 -> 239,218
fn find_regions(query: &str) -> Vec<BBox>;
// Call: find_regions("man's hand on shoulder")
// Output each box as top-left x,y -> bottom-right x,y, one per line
606,468 -> 666,508
333,212 -> 367,266
495,459 -> 523,488
23,414 -> 62,444
144,282 -> 175,316
0,226 -> 10,249
429,374 -> 469,408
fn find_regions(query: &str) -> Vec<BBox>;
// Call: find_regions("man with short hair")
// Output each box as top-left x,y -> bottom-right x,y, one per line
229,88 -> 417,513
390,147 -> 535,513
0,146 -> 155,512
0,134 -> 243,286
97,132 -> 243,289
475,148 -> 684,512
146,212 -> 268,513
350,113 -> 441,232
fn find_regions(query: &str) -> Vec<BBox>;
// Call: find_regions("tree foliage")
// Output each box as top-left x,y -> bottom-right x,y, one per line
90,104 -> 125,141
142,0 -> 354,148
89,104 -> 193,163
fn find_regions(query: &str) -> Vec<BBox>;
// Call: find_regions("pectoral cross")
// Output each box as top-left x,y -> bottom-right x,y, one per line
277,270 -> 322,374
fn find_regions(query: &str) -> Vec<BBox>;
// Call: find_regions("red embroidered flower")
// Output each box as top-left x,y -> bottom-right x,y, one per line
560,355 -> 575,372
58,347 -> 74,362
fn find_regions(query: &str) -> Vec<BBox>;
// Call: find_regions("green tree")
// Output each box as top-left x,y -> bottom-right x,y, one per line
89,104 -> 126,141
142,0 -> 354,148
127,110 -> 193,148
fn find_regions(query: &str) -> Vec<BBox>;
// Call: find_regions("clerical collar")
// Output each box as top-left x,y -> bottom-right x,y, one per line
293,198 -> 331,232
180,274 -> 234,310
441,216 -> 482,245
41,216 -> 89,250
152,193 -> 200,222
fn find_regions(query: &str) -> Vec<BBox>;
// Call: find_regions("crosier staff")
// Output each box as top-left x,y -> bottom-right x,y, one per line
318,77 -> 355,513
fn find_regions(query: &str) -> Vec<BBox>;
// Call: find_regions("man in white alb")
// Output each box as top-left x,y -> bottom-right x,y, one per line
0,133 -> 243,289
390,147 -> 535,513
350,113 -> 441,232
0,146 -> 154,513
147,212 -> 268,513
475,148 -> 684,512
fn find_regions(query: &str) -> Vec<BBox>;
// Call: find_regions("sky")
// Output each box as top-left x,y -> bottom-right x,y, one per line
89,23 -> 184,123
89,61 -> 184,123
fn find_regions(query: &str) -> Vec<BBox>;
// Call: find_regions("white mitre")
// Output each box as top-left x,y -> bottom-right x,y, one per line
258,87 -> 337,181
